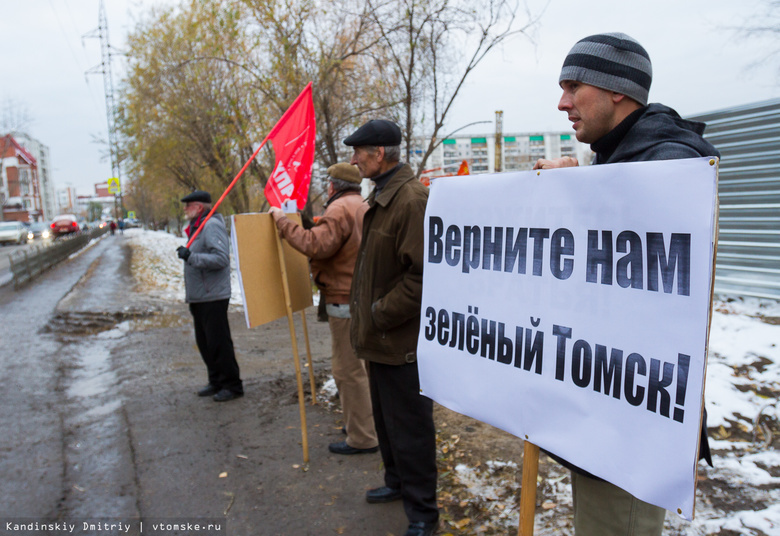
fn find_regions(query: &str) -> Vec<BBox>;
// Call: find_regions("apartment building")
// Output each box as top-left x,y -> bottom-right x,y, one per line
12,132 -> 56,221
1,134 -> 43,222
422,131 -> 592,177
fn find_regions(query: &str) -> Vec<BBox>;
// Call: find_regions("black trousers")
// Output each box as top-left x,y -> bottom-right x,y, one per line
189,299 -> 243,394
368,361 -> 438,524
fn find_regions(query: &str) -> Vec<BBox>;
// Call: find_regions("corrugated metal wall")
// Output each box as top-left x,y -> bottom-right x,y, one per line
688,98 -> 780,300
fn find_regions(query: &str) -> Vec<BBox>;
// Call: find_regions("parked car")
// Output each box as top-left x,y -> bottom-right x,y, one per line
0,221 -> 27,245
50,214 -> 80,237
26,221 -> 51,242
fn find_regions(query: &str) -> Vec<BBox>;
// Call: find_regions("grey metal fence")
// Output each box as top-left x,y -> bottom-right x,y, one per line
687,98 -> 780,300
9,227 -> 109,289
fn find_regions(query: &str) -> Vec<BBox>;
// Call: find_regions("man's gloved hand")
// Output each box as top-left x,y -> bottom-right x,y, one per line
177,246 -> 191,261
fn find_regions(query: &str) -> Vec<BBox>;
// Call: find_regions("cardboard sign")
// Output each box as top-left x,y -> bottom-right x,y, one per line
231,213 -> 313,328
417,157 -> 719,519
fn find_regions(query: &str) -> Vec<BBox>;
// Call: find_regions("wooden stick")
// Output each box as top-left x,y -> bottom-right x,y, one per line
518,441 -> 540,536
275,233 -> 309,463
299,311 -> 317,405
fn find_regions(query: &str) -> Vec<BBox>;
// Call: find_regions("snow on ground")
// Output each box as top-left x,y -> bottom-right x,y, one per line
125,228 -> 243,306
708,301 -> 780,430
126,228 -> 780,535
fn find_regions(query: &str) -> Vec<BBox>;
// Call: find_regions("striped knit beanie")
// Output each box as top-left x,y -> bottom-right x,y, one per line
559,33 -> 652,106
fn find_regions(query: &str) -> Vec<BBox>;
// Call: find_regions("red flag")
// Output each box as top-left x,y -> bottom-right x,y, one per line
185,83 -> 316,247
264,83 -> 316,209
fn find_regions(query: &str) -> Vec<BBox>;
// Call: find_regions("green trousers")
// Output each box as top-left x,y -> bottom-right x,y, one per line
572,471 -> 666,536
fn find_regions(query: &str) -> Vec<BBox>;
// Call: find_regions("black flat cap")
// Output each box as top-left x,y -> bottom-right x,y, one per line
181,190 -> 212,203
344,119 -> 402,146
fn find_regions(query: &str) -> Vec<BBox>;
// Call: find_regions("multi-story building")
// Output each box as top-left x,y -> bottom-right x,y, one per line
1,134 -> 43,222
422,131 -> 592,177
56,186 -> 79,215
12,133 -> 56,221
75,181 -> 118,220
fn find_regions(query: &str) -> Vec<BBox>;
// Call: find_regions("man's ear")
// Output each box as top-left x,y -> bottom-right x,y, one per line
375,146 -> 386,163
611,92 -> 627,104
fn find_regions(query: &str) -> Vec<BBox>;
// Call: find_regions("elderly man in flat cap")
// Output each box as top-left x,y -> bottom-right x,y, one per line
269,163 -> 378,456
177,190 -> 243,402
345,120 -> 438,536
534,33 -> 717,536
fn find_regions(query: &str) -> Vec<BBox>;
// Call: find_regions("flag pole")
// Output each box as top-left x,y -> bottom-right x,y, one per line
186,82 -> 314,248
186,136 -> 269,249
518,441 -> 540,535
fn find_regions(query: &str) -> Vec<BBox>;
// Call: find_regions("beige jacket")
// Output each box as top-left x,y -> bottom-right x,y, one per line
276,190 -> 366,305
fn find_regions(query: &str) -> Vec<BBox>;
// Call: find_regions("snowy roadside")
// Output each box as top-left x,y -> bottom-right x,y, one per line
125,227 -> 243,306
125,227 -> 780,535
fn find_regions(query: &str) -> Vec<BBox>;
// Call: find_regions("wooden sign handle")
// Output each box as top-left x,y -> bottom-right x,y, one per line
275,233 -> 309,463
299,310 -> 317,405
518,441 -> 540,536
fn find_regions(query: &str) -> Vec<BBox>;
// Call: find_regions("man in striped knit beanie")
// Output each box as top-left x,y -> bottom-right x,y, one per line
534,33 -> 718,536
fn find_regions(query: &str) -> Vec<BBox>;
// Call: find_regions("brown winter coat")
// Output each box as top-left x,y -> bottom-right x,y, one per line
276,190 -> 367,305
350,164 -> 429,365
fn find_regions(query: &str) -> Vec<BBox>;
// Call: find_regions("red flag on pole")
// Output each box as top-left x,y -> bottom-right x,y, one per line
264,83 -> 316,209
185,83 -> 316,248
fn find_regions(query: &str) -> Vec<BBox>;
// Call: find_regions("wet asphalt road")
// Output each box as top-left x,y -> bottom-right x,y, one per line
0,235 -> 408,535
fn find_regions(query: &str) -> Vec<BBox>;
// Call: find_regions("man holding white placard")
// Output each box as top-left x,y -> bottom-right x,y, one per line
533,32 -> 718,536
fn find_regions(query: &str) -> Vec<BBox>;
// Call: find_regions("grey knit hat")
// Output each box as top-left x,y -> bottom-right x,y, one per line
559,33 -> 652,106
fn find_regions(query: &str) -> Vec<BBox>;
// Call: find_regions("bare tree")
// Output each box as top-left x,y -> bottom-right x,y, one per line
116,0 -> 546,223
731,0 -> 780,76
238,0 -> 400,165
363,0 -> 543,174
118,0 -> 269,218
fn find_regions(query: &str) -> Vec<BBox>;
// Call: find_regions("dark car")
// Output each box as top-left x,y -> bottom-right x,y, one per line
26,222 -> 52,242
50,214 -> 80,237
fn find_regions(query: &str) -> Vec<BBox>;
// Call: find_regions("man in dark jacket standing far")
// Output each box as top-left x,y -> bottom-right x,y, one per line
176,190 -> 243,402
345,120 -> 438,536
534,33 -> 717,536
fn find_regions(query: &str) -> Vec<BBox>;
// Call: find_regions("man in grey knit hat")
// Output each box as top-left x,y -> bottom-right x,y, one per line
534,33 -> 718,536
536,32 -> 718,167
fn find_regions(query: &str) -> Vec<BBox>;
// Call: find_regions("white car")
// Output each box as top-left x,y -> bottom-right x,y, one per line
0,221 -> 27,245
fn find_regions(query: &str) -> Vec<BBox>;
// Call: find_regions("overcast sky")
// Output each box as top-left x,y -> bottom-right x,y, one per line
2,0 -> 777,198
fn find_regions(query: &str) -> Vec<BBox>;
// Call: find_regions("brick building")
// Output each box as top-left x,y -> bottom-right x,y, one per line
1,134 -> 43,222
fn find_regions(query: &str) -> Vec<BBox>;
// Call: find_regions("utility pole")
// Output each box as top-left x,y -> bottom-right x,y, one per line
85,0 -> 122,221
494,110 -> 503,173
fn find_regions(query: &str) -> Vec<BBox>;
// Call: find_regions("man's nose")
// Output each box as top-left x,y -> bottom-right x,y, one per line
349,153 -> 358,165
558,91 -> 571,111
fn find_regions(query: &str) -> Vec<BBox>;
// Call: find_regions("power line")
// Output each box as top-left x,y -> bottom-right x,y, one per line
46,0 -> 87,74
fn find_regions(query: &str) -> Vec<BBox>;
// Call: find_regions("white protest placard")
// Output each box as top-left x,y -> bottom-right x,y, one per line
417,157 -> 718,519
